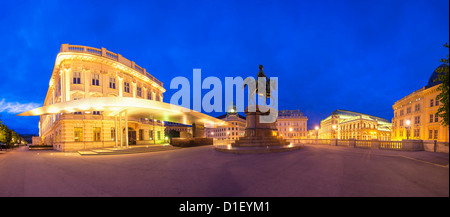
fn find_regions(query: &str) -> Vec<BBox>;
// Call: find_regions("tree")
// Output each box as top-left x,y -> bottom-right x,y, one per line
435,43 -> 449,127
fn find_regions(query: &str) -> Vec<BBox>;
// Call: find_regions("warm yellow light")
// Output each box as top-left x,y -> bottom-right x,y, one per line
332,125 -> 336,129
227,131 -> 230,134
315,126 -> 319,130
289,128 -> 293,132
405,120 -> 411,126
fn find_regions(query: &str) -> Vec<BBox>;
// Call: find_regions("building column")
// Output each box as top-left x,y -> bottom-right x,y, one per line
119,112 -> 123,148
125,110 -> 129,148
114,115 -> 118,148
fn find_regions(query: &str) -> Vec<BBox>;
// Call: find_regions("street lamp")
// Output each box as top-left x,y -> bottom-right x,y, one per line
405,119 -> 411,140
315,126 -> 319,139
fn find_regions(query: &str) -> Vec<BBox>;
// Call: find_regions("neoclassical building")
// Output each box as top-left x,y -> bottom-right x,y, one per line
39,44 -> 166,151
276,110 -> 308,139
391,64 -> 449,142
205,104 -> 246,141
319,109 -> 392,141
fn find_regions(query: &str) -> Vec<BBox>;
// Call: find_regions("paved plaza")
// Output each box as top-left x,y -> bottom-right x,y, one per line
0,145 -> 448,197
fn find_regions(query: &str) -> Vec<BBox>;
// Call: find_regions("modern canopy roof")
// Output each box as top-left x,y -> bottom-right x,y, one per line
17,97 -> 229,127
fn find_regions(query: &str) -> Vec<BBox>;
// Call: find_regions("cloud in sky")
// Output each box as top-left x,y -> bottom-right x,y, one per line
0,99 -> 41,114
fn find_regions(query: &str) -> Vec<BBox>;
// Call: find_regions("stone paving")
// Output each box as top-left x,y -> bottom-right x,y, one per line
0,144 -> 448,197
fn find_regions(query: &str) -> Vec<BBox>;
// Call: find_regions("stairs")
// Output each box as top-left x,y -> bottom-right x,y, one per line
78,144 -> 180,156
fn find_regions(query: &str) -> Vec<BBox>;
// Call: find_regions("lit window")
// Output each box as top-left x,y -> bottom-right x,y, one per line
93,127 -> 101,141
74,127 -> 83,142
111,127 -> 115,141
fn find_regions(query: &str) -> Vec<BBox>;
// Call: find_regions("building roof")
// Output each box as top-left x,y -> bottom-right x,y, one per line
216,113 -> 246,120
323,109 -> 391,124
17,97 -> 229,127
425,64 -> 448,89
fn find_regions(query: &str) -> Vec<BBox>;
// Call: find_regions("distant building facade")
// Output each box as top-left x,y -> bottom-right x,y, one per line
164,122 -> 192,138
319,109 -> 392,140
205,104 -> 246,141
391,64 -> 449,142
276,110 -> 308,139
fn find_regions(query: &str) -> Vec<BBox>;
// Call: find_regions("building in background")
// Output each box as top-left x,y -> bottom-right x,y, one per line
164,121 -> 192,138
205,103 -> 246,141
39,44 -> 166,151
277,110 -> 308,139
391,64 -> 449,142
319,109 -> 392,140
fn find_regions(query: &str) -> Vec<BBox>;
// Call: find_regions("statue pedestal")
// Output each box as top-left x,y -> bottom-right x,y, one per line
215,105 -> 303,154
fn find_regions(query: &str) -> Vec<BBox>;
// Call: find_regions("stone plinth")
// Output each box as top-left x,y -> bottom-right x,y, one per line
216,105 -> 301,154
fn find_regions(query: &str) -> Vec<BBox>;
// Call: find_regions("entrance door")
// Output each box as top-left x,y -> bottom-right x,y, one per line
128,131 -> 137,145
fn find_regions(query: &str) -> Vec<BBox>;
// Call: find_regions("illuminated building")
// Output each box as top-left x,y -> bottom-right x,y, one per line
276,110 -> 308,139
164,122 -> 192,138
37,44 -> 167,151
319,109 -> 392,140
391,64 -> 449,142
205,103 -> 246,141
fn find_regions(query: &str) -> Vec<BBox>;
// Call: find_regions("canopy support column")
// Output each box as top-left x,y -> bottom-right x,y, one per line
125,110 -> 129,148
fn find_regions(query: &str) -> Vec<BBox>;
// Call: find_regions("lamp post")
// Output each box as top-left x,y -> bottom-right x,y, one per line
405,119 -> 411,140
315,126 -> 319,139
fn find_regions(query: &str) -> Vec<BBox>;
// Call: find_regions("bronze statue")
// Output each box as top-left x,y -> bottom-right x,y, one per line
243,65 -> 276,105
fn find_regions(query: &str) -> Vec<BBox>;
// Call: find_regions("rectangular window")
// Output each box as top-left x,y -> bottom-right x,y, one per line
139,129 -> 144,140
430,99 -> 434,107
74,127 -> 83,142
74,112 -> 82,115
435,98 -> 439,106
434,130 -> 438,140
435,113 -> 439,123
430,114 -> 433,123
147,91 -> 152,100
109,77 -> 116,89
111,127 -> 115,141
73,72 -> 81,84
124,82 -> 130,93
149,130 -> 153,140
92,73 -> 100,86
406,107 -> 411,114
413,129 -> 420,138
93,127 -> 101,142
428,130 -> 433,139
93,111 -> 101,115
415,104 -> 420,111
137,87 -> 142,97
399,119 -> 403,127
156,94 -> 160,102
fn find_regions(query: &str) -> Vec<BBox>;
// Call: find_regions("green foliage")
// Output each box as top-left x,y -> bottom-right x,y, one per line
435,43 -> 449,127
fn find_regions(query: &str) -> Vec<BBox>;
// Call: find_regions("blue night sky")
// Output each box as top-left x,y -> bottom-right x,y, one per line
0,0 -> 448,135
